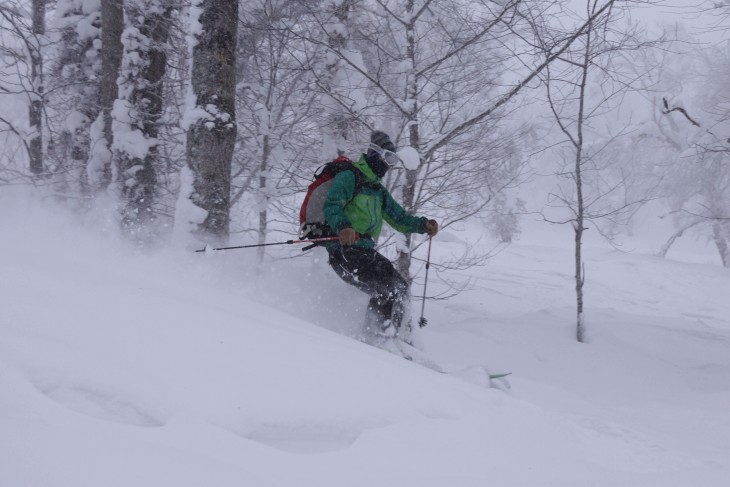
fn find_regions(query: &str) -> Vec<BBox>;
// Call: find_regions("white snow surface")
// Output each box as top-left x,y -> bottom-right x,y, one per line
1,195 -> 729,487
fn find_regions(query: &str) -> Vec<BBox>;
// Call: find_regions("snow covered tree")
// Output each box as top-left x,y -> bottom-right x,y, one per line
48,0 -> 102,200
180,0 -> 238,243
235,0 -> 321,260
318,0 -> 360,156
620,22 -> 730,267
113,0 -> 172,242
656,5 -> 730,266
94,0 -> 124,190
28,0 -> 45,175
657,55 -> 730,267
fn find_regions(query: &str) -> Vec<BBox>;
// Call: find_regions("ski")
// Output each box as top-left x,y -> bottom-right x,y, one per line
380,337 -> 512,389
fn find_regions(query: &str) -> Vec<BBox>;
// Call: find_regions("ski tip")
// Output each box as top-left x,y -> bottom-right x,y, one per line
488,372 -> 512,380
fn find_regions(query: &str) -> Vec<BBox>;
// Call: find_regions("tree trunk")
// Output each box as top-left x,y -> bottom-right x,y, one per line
712,221 -> 730,267
574,186 -> 585,343
656,220 -> 703,259
28,0 -> 45,176
396,127 -> 419,287
257,133 -> 271,262
185,0 -> 238,241
395,0 -> 420,287
574,21 -> 592,344
116,1 -> 171,238
98,0 -> 124,189
54,2 -> 102,201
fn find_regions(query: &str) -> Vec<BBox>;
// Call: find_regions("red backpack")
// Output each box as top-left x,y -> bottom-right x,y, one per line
299,155 -> 363,239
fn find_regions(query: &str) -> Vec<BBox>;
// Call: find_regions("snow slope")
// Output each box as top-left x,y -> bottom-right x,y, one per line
1,197 -> 729,487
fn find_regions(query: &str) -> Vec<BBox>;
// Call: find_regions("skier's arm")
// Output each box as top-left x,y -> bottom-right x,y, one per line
382,190 -> 428,234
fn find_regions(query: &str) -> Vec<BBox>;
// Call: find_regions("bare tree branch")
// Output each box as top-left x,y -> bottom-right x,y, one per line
423,0 -> 619,163
662,97 -> 701,127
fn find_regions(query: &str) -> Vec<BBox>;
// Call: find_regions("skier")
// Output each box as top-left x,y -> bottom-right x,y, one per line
322,131 -> 439,335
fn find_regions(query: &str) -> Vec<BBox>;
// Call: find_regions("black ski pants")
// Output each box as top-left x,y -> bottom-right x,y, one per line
327,245 -> 409,329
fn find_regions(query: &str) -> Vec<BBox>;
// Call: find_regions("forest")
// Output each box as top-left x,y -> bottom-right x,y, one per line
1,1 -> 728,290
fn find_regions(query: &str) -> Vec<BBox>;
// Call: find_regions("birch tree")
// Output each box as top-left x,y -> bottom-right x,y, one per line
537,0 -> 652,342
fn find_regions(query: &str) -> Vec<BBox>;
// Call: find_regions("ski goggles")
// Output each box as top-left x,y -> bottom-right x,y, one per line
368,143 -> 402,168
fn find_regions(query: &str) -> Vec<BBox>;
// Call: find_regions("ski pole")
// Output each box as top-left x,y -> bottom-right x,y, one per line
194,236 -> 338,253
418,235 -> 433,327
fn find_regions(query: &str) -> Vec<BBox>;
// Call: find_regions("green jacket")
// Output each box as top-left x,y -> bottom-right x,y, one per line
323,155 -> 427,249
